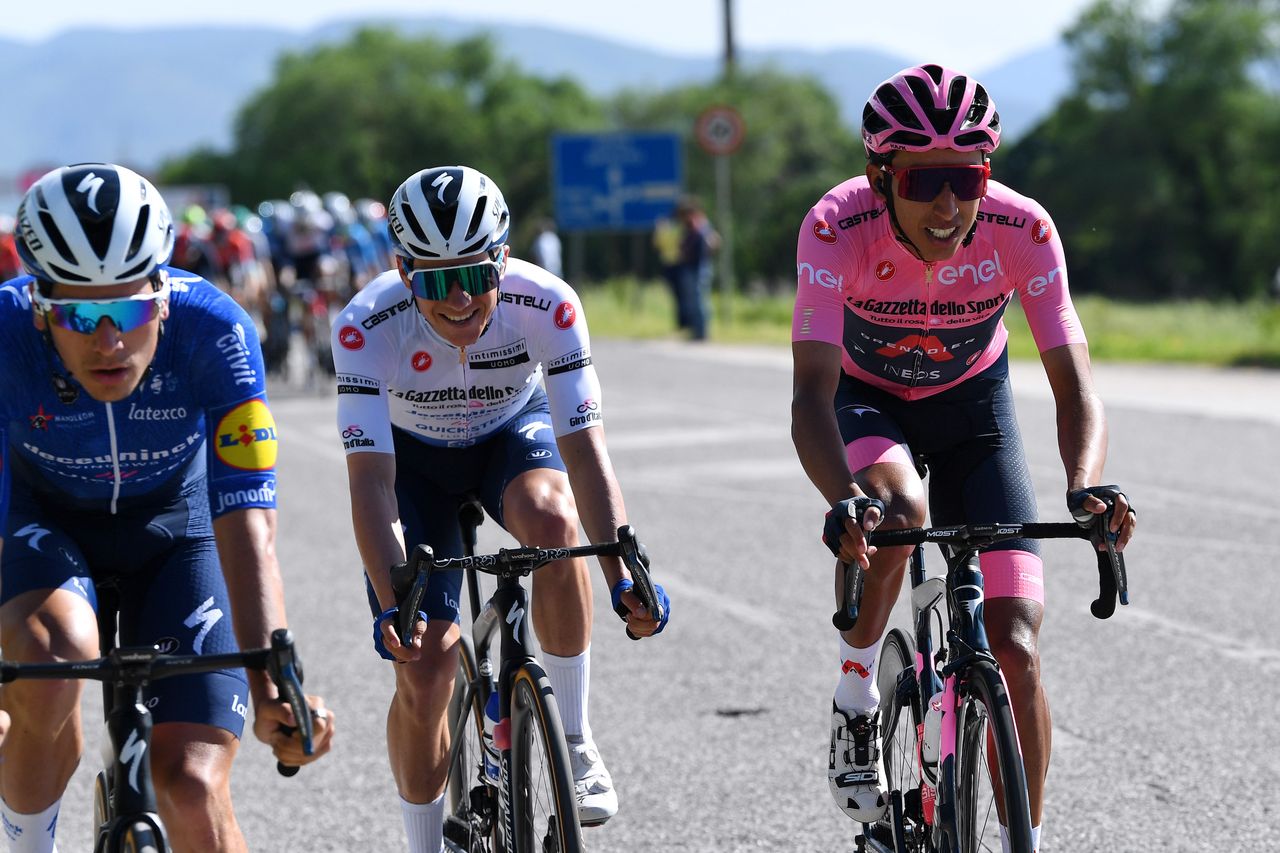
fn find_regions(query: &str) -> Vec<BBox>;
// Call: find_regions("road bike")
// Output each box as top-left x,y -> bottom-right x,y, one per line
392,497 -> 662,853
839,512 -> 1127,853
0,619 -> 313,853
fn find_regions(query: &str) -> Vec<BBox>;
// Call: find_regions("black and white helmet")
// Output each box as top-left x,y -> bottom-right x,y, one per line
15,163 -> 175,285
387,166 -> 510,260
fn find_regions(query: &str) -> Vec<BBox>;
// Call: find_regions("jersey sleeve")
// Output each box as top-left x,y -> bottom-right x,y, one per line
793,205 -> 854,347
538,287 -> 604,437
331,307 -> 396,455
0,428 -> 10,535
1003,206 -> 1087,352
188,288 -> 279,518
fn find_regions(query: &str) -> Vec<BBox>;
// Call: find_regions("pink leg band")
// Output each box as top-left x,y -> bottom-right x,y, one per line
845,436 -> 913,474
980,549 -> 1044,604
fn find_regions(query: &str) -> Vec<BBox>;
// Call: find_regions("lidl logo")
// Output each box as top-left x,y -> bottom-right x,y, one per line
215,399 -> 279,471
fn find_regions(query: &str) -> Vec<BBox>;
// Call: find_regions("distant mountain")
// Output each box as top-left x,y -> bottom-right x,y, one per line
0,17 -> 1072,179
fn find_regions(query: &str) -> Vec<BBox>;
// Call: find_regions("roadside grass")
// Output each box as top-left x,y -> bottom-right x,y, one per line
580,278 -> 1280,368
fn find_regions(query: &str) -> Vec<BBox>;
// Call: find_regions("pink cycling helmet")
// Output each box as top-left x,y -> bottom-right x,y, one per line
862,64 -> 1001,163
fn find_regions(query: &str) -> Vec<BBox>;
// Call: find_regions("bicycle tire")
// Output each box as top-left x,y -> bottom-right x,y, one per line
446,633 -> 500,853
509,663 -> 583,853
954,661 -> 1033,853
877,628 -> 931,853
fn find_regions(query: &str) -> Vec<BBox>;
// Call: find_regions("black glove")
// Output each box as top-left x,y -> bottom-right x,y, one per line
822,496 -> 886,558
1067,485 -> 1133,528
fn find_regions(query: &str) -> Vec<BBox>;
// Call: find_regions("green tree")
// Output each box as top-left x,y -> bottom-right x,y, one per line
1002,0 -> 1280,298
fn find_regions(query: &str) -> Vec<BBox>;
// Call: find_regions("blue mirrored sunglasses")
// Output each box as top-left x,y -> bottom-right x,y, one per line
399,256 -> 503,301
32,281 -> 170,335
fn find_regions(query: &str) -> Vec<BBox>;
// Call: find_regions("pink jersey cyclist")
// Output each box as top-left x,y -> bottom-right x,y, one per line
794,178 -> 1086,399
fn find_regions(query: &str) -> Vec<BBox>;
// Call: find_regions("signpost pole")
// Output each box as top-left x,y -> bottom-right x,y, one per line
715,153 -> 734,323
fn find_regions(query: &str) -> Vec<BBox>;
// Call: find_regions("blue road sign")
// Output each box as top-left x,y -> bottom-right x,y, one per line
552,132 -> 683,231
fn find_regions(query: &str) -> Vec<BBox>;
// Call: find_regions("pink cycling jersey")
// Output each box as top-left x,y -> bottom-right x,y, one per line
793,177 -> 1085,399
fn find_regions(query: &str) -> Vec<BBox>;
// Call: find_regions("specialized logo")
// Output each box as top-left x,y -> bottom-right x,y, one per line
431,171 -> 454,203
517,421 -> 552,441
215,399 -> 279,471
154,637 -> 181,654
28,404 -> 55,431
13,523 -> 51,552
842,660 -> 871,678
526,449 -> 553,461
1031,219 -> 1052,245
121,728 -> 148,793
554,301 -> 576,330
338,325 -> 365,350
506,600 -> 527,639
76,172 -> 106,214
813,219 -> 838,244
184,596 -> 224,655
411,351 -> 432,372
875,261 -> 896,282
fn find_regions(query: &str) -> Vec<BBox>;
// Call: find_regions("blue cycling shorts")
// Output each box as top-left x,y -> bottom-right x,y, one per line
1,479 -> 249,737
366,389 -> 566,625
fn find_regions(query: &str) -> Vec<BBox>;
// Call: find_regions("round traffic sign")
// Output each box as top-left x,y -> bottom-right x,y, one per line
695,105 -> 745,156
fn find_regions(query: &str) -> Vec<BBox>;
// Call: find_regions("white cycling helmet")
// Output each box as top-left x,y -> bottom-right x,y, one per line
16,163 -> 175,285
388,165 -> 510,260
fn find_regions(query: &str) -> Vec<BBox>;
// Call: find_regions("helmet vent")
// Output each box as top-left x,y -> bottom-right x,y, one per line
126,205 -> 151,262
463,196 -> 487,244
48,262 -> 90,283
39,211 -> 78,266
877,84 -> 925,131
117,259 -> 150,281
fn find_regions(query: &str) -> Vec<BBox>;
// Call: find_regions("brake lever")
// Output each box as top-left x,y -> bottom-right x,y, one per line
1088,514 -> 1128,619
267,628 -> 313,776
397,545 -> 433,645
831,561 -> 863,632
617,525 -> 662,641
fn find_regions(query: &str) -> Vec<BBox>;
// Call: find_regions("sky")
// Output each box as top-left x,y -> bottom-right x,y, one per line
1,0 -> 1153,74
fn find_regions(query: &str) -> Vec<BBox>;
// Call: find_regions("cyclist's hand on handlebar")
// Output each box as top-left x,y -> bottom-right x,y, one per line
254,695 -> 335,767
822,496 -> 885,568
1068,485 -> 1136,551
611,578 -> 670,638
373,606 -> 427,662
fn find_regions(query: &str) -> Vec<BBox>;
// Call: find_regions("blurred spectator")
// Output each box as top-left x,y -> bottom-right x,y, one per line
0,215 -> 21,282
652,213 -> 685,330
529,218 -> 563,278
675,196 -> 720,341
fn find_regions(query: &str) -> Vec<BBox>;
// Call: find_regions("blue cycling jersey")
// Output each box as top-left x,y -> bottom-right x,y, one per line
0,268 -> 278,524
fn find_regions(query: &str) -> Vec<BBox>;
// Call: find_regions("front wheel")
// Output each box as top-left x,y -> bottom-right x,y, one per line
954,662 -> 1033,853
509,663 -> 583,853
445,634 -> 499,853
877,627 -> 931,853
119,820 -> 163,853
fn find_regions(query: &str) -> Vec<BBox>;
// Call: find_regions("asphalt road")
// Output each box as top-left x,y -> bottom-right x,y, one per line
54,339 -> 1280,851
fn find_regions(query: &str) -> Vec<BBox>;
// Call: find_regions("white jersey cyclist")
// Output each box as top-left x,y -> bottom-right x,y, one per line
332,257 -> 601,452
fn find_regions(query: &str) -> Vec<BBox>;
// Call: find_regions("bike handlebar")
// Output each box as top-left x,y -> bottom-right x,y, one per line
832,518 -> 1128,630
0,627 -> 313,777
395,525 -> 663,642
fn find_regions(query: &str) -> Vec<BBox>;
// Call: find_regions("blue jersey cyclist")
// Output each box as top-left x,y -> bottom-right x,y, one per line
0,163 -> 334,853
332,165 -> 669,852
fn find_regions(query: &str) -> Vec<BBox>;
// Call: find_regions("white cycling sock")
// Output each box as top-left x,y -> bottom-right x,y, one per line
542,646 -> 591,741
1,797 -> 60,853
998,823 -> 1042,853
400,793 -> 444,853
834,635 -> 883,716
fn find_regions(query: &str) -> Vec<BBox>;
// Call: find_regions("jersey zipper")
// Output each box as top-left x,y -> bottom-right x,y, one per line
910,264 -> 935,388
104,401 -> 122,514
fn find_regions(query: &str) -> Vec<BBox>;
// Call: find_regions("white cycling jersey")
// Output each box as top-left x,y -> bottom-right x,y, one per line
331,258 -> 602,451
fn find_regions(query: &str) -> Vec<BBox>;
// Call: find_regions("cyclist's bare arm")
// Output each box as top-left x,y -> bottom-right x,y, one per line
792,341 -> 858,505
558,425 -> 629,587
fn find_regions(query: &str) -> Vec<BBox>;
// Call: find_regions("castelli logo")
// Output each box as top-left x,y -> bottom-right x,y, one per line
411,351 -> 432,372
338,326 -> 365,350
1031,219 -> 1052,245
554,301 -> 576,330
813,220 -> 838,244
875,260 -> 896,281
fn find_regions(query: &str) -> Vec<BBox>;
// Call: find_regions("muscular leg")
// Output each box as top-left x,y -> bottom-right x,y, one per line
501,469 -> 591,657
985,597 -> 1050,826
150,724 -> 245,853
387,620 -> 461,802
0,588 -> 98,812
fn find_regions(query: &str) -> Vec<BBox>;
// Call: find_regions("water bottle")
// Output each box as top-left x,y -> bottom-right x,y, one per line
482,690 -> 501,783
921,693 -> 944,766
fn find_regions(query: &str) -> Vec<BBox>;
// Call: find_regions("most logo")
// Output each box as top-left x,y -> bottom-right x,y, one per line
215,399 -> 279,471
